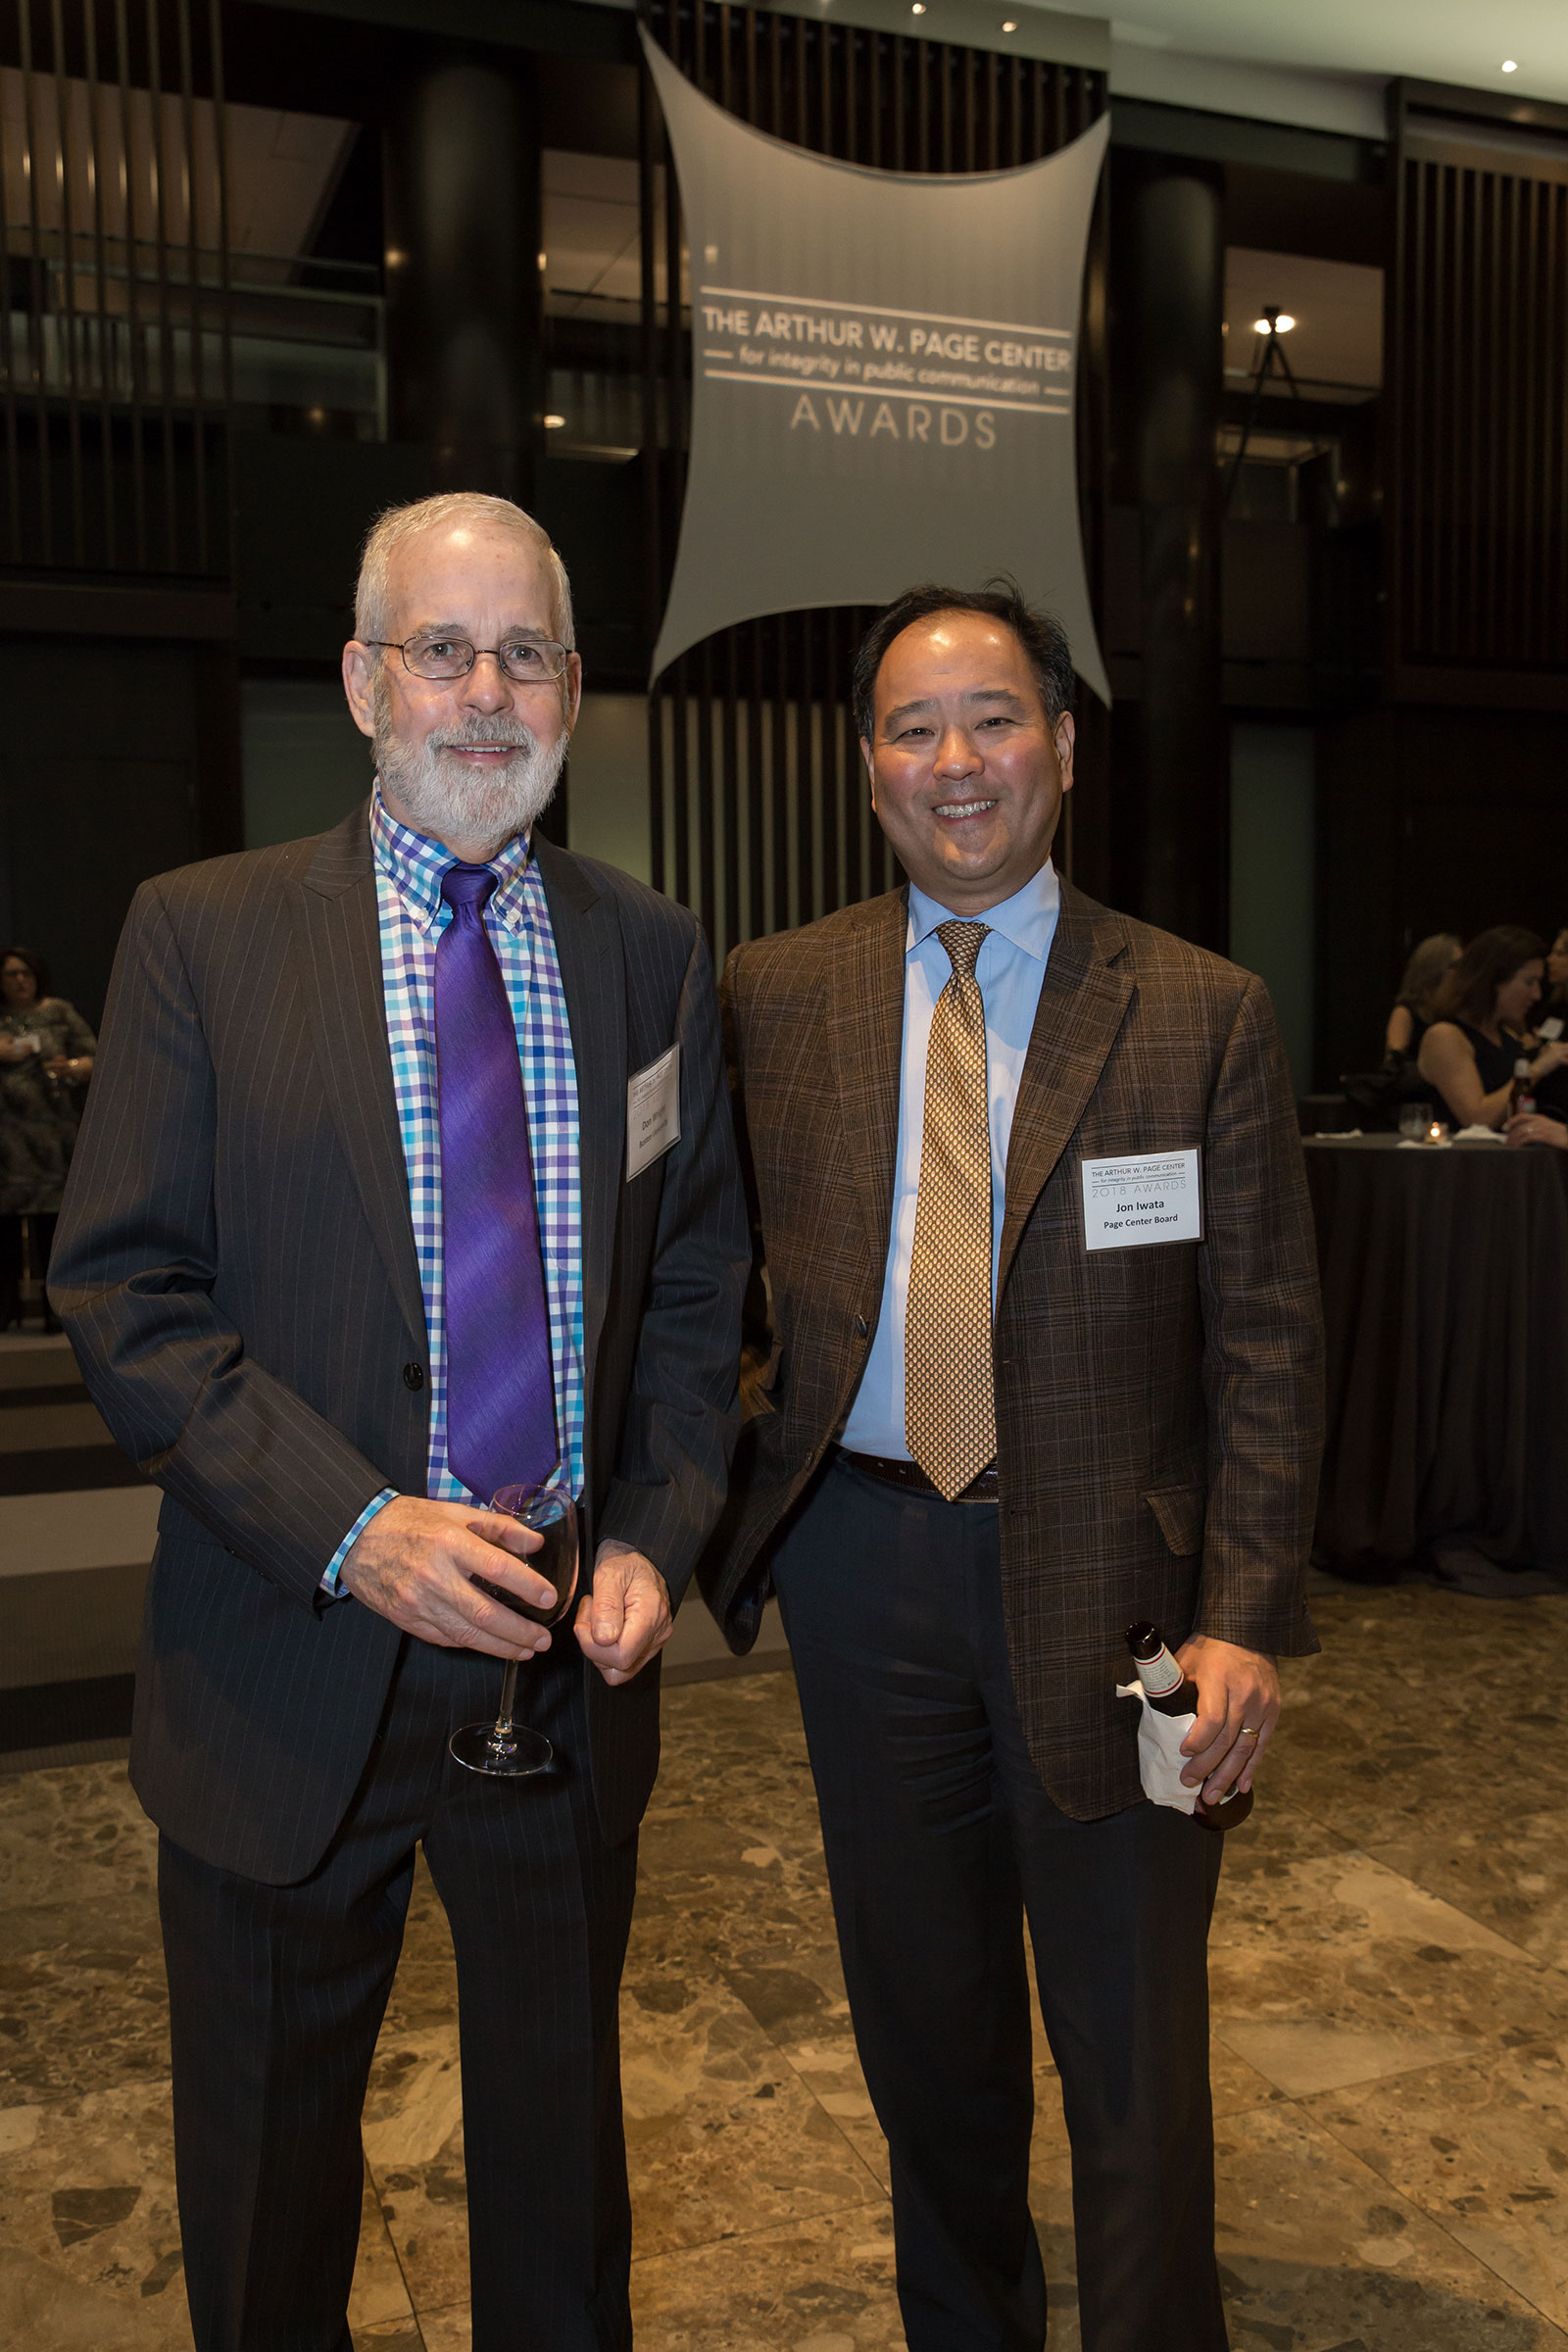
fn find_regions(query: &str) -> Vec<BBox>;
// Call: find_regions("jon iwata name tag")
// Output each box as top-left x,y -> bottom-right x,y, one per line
1081,1149 -> 1202,1251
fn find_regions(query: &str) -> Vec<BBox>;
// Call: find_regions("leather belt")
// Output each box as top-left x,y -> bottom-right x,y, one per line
834,1446 -> 1000,1502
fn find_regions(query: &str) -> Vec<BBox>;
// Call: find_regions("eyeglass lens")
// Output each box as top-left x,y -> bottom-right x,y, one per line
405,637 -> 564,682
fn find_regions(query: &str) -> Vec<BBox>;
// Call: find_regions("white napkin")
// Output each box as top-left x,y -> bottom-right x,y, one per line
1116,1682 -> 1198,1815
1455,1125 -> 1504,1142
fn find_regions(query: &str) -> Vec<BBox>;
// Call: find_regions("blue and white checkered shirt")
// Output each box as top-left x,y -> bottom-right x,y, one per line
324,785 -> 585,1586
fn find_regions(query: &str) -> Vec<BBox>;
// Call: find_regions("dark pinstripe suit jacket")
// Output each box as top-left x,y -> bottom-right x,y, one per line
51,804 -> 748,1882
706,879 -> 1325,1822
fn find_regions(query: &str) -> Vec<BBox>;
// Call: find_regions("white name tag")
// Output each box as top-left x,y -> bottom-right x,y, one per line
626,1045 -> 682,1180
1081,1149 -> 1203,1250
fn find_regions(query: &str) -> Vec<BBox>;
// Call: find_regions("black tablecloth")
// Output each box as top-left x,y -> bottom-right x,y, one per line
1304,1133 -> 1568,1587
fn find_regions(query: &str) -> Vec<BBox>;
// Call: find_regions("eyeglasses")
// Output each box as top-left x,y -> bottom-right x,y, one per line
367,634 -> 570,685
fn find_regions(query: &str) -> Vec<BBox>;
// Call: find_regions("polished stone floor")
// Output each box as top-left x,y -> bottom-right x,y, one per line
3,1580 -> 1568,2350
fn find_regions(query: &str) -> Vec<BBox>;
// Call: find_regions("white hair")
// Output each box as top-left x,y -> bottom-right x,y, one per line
354,491 -> 575,651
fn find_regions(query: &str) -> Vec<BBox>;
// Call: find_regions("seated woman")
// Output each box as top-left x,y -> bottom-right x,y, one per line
1539,928 -> 1568,1034
1418,926 -> 1568,1130
1384,932 -> 1461,1061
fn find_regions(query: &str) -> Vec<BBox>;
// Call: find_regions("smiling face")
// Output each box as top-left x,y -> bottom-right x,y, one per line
341,517 -> 582,862
1495,958 -> 1544,1031
861,611 -> 1074,914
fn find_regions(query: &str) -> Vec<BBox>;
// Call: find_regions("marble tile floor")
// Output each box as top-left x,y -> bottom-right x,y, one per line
4,1582 -> 1568,2350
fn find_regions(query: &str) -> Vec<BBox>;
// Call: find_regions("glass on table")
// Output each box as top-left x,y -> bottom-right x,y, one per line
1398,1102 -> 1433,1141
450,1483 -> 579,1778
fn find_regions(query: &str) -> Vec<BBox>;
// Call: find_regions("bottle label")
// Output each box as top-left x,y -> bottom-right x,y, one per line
1134,1644 -> 1184,1698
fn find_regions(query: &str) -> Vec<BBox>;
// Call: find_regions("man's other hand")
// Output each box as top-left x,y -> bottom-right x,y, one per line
1175,1635 -> 1281,1804
574,1541 -> 673,1686
340,1495 -> 558,1659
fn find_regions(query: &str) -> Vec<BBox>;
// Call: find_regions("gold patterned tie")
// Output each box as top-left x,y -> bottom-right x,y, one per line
906,920 -> 996,1500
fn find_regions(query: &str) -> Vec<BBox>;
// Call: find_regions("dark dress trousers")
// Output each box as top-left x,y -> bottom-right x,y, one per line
708,880 -> 1325,2352
50,805 -> 748,2352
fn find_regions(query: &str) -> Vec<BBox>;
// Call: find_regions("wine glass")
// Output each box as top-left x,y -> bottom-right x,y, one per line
450,1483 -> 579,1778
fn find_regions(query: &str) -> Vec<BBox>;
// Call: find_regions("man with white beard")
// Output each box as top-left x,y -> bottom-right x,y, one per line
50,493 -> 747,2352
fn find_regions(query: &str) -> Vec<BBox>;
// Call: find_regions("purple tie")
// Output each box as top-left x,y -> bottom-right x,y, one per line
435,862 -> 559,1504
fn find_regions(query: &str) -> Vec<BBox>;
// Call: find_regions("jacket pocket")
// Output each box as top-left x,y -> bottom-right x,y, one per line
1145,1485 -> 1206,1556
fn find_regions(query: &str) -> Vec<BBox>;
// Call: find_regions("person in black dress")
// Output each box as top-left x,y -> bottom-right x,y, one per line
1383,932 -> 1461,1062
1418,927 -> 1568,1130
1539,928 -> 1568,1033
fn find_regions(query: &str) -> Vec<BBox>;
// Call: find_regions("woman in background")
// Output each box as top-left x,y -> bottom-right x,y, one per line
1418,927 -> 1567,1132
1384,932 -> 1462,1060
0,947 -> 96,1330
1539,928 -> 1568,1032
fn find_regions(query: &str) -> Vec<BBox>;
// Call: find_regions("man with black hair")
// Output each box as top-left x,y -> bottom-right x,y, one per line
707,584 -> 1323,2352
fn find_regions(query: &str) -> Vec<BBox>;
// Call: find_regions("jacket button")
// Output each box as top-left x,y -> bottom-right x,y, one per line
855,1315 -> 868,1338
402,1362 -> 425,1391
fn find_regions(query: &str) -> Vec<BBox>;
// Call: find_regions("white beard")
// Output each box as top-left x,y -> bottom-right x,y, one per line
374,692 -> 568,851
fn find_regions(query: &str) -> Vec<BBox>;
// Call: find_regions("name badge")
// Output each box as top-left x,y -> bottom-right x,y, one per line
1081,1149 -> 1202,1251
626,1044 -> 682,1180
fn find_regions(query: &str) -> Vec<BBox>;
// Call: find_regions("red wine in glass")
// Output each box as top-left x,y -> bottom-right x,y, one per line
450,1483 -> 579,1778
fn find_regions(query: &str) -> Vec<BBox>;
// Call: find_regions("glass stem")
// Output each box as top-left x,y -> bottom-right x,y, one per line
494,1661 -> 519,1737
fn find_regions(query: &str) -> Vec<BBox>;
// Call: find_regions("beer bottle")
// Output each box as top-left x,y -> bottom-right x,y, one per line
1125,1621 -> 1255,1832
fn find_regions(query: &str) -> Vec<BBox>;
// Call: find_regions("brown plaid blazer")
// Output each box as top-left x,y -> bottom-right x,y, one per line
703,876 -> 1324,1822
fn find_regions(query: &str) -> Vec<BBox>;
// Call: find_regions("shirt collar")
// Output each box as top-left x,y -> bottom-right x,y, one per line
906,858 -> 1060,960
369,781 -> 536,937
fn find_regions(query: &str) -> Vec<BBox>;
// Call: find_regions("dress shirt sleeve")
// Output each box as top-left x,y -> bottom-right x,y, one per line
320,1487 -> 398,1594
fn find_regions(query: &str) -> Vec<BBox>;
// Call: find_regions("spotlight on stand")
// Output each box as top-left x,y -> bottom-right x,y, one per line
1223,304 -> 1306,514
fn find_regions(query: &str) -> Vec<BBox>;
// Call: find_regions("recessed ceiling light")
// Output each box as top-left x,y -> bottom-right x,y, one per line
1002,18 -> 1016,28
544,415 -> 566,429
1502,59 -> 1518,72
911,5 -> 925,14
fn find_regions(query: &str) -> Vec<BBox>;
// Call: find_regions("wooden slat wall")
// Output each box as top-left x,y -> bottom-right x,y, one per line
1389,93 -> 1568,689
640,0 -> 1107,959
0,0 -> 231,577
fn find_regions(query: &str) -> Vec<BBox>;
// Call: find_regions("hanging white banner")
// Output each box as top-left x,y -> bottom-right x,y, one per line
643,29 -> 1110,705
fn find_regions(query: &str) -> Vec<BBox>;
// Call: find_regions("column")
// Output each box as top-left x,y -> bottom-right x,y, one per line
1123,158 -> 1227,951
383,62 -> 544,504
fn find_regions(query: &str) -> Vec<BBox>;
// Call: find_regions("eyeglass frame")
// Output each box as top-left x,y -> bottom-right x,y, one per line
364,633 -> 573,686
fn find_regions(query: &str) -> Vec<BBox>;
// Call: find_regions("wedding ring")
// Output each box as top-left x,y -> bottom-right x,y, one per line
1240,1726 -> 1260,1738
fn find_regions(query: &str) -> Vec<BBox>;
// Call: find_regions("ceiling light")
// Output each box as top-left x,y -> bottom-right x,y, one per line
1002,18 -> 1016,28
1502,59 -> 1518,73
911,5 -> 925,14
543,414 -> 566,429
1253,311 -> 1296,334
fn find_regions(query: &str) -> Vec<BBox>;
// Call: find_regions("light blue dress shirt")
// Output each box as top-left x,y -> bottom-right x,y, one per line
840,857 -> 1061,1461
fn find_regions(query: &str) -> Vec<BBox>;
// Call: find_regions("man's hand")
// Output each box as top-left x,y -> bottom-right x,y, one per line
340,1494 -> 559,1660
1175,1635 -> 1280,1804
574,1540 -> 673,1686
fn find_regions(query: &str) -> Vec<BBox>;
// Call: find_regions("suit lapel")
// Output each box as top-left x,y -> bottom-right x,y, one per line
998,883 -> 1134,1295
535,840 -> 624,1385
292,807 -> 427,1350
825,893 -> 907,1266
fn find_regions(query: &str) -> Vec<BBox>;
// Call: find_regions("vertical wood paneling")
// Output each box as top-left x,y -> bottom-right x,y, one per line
0,0 -> 231,576
642,0 -> 1106,960
1391,105 -> 1568,680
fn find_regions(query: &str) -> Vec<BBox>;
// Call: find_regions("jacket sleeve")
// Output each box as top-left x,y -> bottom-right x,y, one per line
1192,973 -> 1325,1656
594,922 -> 750,1599
48,879 -> 393,1612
